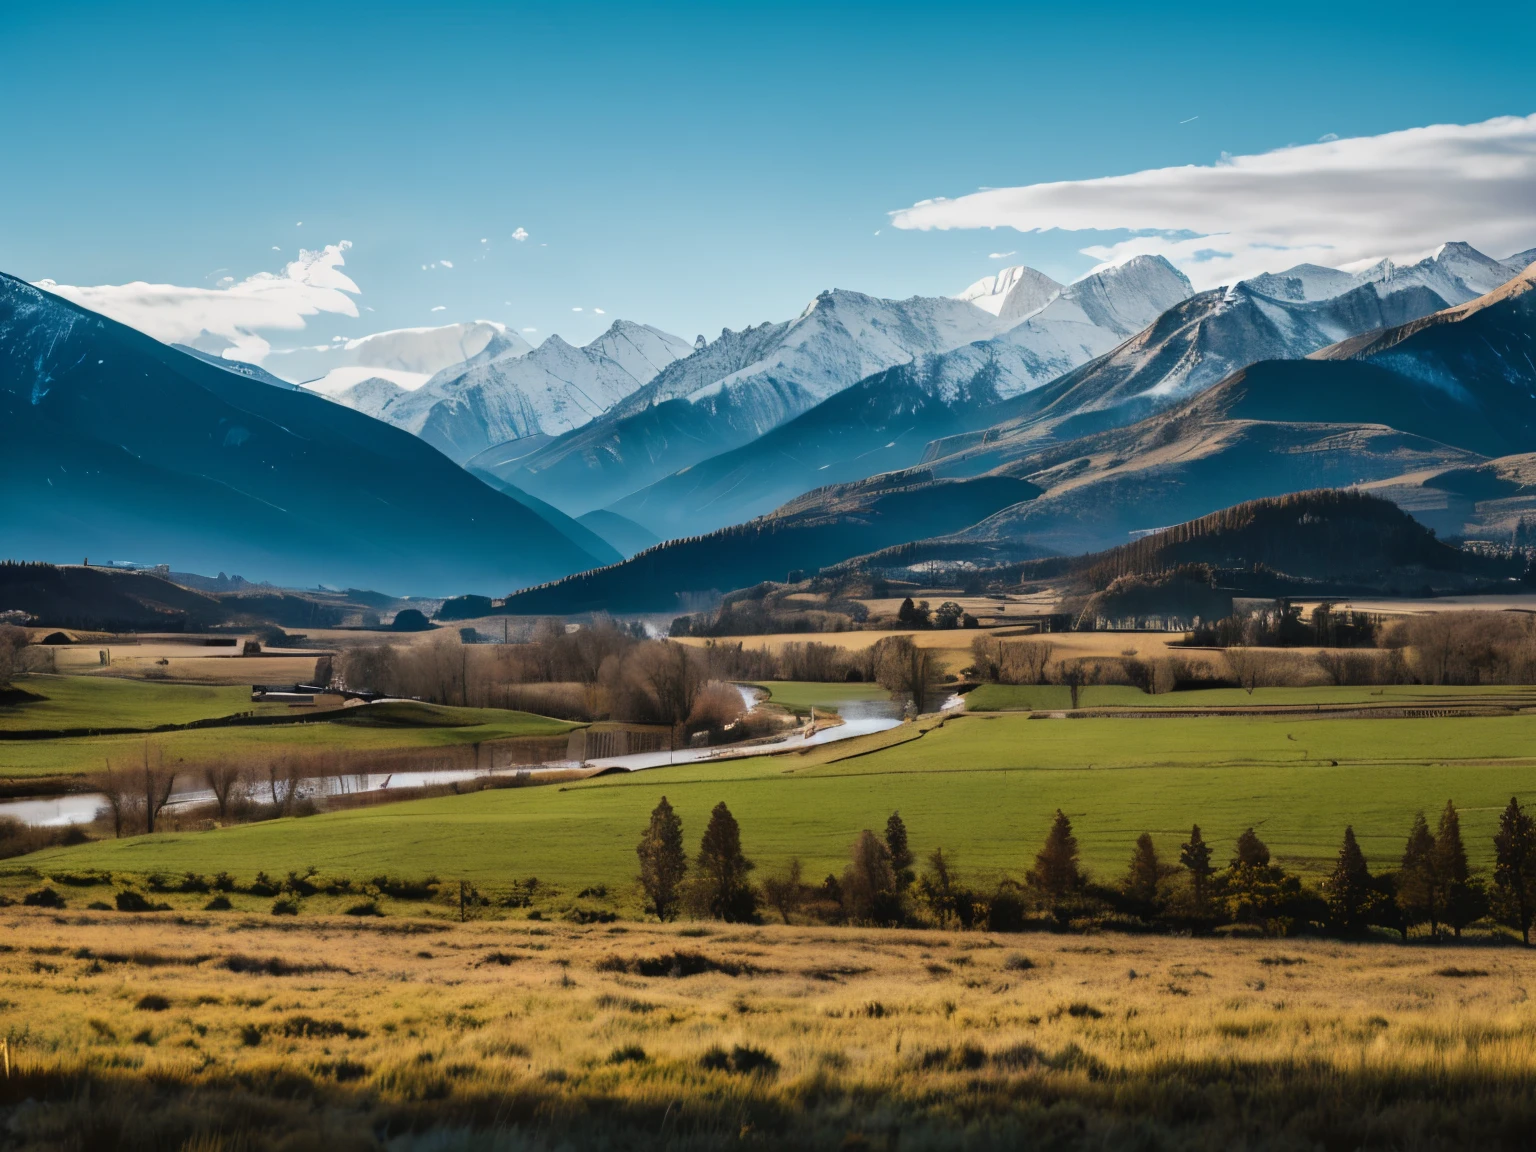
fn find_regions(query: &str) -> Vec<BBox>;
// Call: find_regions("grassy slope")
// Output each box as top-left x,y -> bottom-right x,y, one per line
0,701 -> 577,780
965,682 -> 1536,710
0,675 -> 292,731
749,680 -> 892,713
17,710 -> 1536,887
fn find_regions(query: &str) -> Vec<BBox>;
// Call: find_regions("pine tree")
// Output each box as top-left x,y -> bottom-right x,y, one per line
1493,796 -> 1536,945
1124,832 -> 1162,910
1326,826 -> 1375,933
693,801 -> 756,922
1398,812 -> 1439,939
1434,800 -> 1483,937
885,811 -> 914,886
1028,810 -> 1082,908
636,796 -> 687,921
1180,824 -> 1215,915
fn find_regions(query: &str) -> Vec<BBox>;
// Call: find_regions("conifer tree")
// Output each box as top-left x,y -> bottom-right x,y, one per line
1232,827 -> 1271,868
693,801 -> 756,922
1028,809 -> 1082,906
636,796 -> 686,921
842,829 -> 899,924
1398,812 -> 1439,939
1124,832 -> 1162,910
1180,824 -> 1215,915
1493,796 -> 1536,945
1326,826 -> 1375,933
885,810 -> 914,886
1434,800 -> 1483,937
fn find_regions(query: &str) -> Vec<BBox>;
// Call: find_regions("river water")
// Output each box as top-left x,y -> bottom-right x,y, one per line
1,688 -> 907,827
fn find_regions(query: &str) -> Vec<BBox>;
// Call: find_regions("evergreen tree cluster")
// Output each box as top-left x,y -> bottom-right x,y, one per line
635,795 -> 1536,943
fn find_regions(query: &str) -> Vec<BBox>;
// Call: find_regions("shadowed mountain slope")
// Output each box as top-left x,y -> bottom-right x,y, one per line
0,275 -> 601,595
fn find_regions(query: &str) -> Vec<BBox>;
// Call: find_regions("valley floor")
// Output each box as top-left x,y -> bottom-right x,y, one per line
1,909 -> 1533,1150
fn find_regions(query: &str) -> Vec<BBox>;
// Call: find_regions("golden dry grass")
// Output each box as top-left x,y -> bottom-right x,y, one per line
3,908 -> 1536,1148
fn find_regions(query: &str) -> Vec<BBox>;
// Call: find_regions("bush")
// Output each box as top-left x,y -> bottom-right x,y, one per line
115,891 -> 169,912
204,895 -> 233,911
22,887 -> 65,908
271,897 -> 300,916
344,901 -> 382,917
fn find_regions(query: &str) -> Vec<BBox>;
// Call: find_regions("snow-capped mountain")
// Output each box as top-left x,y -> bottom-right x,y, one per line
267,320 -> 528,393
601,257 -> 1193,539
956,265 -> 1063,322
1244,242 -> 1523,306
362,320 -> 694,464
495,289 -> 1011,514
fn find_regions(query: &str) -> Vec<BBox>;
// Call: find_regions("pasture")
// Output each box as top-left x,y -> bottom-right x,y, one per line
14,708 -> 1536,897
1,907 -> 1533,1150
0,674 -> 292,732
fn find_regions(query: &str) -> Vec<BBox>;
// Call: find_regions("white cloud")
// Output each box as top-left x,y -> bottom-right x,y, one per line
890,113 -> 1536,288
522,326 -> 537,333
511,227 -> 529,241
36,242 -> 359,362
440,259 -> 453,268
572,307 -> 583,312
988,251 -> 1016,260
430,305 -> 446,312
594,308 -> 606,314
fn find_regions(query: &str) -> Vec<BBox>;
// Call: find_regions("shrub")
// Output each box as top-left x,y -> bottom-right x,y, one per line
135,994 -> 171,1012
22,887 -> 65,908
271,898 -> 300,916
344,900 -> 382,917
204,895 -> 233,911
115,891 -> 169,913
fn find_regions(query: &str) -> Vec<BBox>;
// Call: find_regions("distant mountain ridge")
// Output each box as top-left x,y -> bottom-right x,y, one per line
361,320 -> 695,464
0,274 -> 606,595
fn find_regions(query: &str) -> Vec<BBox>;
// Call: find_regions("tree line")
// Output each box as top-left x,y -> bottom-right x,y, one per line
636,796 -> 1536,943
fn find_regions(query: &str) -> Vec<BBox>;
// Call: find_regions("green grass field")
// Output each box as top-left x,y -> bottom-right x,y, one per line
0,674 -> 292,732
16,709 -> 1536,893
749,680 -> 892,714
964,682 -> 1536,710
0,697 -> 577,781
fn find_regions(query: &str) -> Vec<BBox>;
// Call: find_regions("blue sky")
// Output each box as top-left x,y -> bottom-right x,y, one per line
3,0 -> 1534,353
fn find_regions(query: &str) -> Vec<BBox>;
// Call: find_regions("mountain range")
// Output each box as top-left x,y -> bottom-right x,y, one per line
493,247 -> 1536,611
0,276 -> 618,595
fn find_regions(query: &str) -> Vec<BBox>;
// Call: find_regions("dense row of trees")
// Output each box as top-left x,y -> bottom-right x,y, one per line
637,796 -> 1536,943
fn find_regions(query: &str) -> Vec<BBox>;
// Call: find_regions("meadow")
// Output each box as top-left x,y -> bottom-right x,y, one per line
0,685 -> 577,785
14,707 -> 1536,902
1,906 -> 1533,1150
0,674 -> 293,732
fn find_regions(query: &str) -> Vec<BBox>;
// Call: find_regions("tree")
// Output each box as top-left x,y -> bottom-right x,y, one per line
1493,796 -> 1536,945
1232,827 -> 1271,868
0,624 -> 28,686
872,635 -> 942,714
884,811 -> 914,886
918,847 -> 973,928
1398,812 -> 1439,938
1028,809 -> 1082,910
203,762 -> 245,822
842,829 -> 900,924
637,796 -> 688,921
139,743 -> 175,834
762,857 -> 804,925
1434,800 -> 1484,937
1180,825 -> 1215,916
1123,832 -> 1163,912
692,802 -> 756,922
1326,826 -> 1377,933
1055,660 -> 1087,709
896,598 -> 929,628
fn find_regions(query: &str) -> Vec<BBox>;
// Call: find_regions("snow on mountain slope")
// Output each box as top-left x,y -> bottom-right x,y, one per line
1503,247 -> 1536,273
269,320 -> 528,393
332,376 -> 407,419
956,265 -> 1062,319
680,289 -> 1006,405
370,320 -> 693,464
498,290 -> 1011,514
1244,243 -> 1521,308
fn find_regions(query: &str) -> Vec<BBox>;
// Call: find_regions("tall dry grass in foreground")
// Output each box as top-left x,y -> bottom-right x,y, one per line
3,910 -> 1536,1149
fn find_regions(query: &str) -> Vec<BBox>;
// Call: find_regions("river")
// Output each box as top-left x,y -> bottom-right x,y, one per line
1,687 -> 911,827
